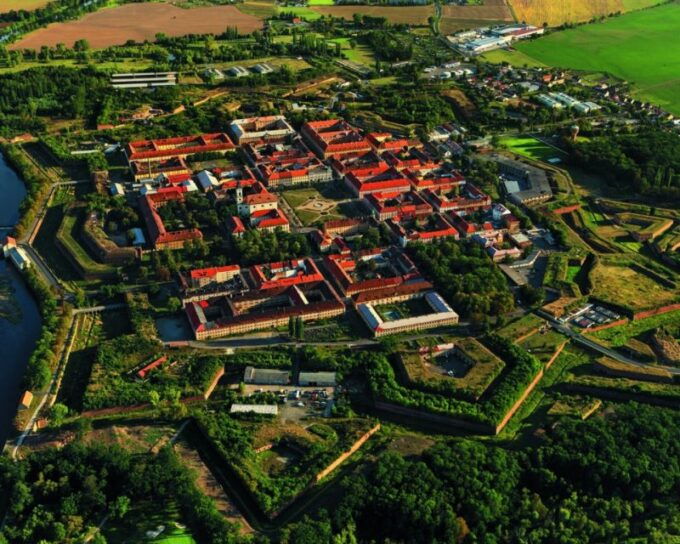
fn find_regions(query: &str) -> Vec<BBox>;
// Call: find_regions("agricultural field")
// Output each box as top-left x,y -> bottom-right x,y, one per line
0,0 -> 50,12
508,0 -> 665,26
489,3 -> 680,114
439,0 -> 512,34
10,3 -> 263,50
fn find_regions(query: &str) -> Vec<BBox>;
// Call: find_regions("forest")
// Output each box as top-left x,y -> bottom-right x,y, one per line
283,403 -> 680,543
0,443 -> 241,544
408,239 -> 515,319
568,129 -> 680,202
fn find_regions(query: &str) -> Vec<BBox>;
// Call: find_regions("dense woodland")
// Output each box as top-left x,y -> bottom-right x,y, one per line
0,443 -> 241,544
408,240 -> 515,319
283,403 -> 680,543
568,129 -> 680,202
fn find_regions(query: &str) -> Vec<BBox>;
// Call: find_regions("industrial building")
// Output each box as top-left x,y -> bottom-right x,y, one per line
243,366 -> 290,385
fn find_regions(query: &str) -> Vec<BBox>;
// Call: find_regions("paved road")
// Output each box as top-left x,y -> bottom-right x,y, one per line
10,308 -> 79,459
537,310 -> 680,376
19,243 -> 62,291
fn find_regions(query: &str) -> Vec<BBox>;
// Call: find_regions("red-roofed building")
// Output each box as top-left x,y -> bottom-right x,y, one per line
188,265 -> 241,288
422,182 -> 491,214
328,150 -> 386,177
301,119 -> 372,159
406,168 -> 465,191
137,356 -> 169,380
249,258 -> 323,290
227,215 -> 246,237
250,208 -> 290,232
185,279 -> 344,340
386,214 -> 459,247
323,247 -> 422,296
126,133 -> 235,163
237,182 -> 279,217
131,156 -> 191,182
139,189 -> 203,250
364,190 -> 432,221
310,229 -> 333,252
366,132 -> 420,153
448,212 -> 477,237
345,165 -> 411,198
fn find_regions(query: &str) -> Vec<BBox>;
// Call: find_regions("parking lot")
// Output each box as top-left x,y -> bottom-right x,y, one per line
563,303 -> 621,329
241,384 -> 335,422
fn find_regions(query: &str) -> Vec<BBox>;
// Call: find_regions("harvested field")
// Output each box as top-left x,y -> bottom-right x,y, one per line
312,5 -> 434,25
0,0 -> 50,12
10,3 -> 263,50
440,0 -> 512,33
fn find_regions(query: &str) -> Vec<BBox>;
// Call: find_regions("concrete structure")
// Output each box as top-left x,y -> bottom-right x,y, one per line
492,155 -> 553,205
230,404 -> 279,416
244,366 -> 290,385
299,372 -> 336,386
111,72 -> 177,89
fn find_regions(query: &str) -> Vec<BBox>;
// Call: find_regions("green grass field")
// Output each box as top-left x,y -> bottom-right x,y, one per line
485,3 -> 680,114
499,136 -> 567,163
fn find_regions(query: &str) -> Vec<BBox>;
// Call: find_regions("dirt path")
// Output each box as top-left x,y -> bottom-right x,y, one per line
173,436 -> 253,534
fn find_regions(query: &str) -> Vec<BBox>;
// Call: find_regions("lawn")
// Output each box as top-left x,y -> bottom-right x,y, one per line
495,4 -> 680,114
308,0 -> 334,5
499,136 -> 567,163
327,37 -> 375,66
103,499 -> 195,544
281,186 -> 356,226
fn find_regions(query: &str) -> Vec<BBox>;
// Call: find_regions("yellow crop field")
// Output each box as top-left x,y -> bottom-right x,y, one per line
508,0 -> 663,26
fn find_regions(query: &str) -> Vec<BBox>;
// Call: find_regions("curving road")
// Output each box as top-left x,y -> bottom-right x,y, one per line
537,310 -> 680,376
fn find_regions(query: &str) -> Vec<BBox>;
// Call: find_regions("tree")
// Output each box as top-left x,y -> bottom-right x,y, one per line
49,403 -> 69,427
110,495 -> 130,520
167,297 -> 182,313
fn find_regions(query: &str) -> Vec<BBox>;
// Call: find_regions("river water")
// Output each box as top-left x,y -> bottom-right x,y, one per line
0,152 -> 41,448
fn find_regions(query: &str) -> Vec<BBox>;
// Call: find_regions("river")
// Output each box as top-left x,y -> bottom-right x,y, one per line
0,152 -> 41,449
